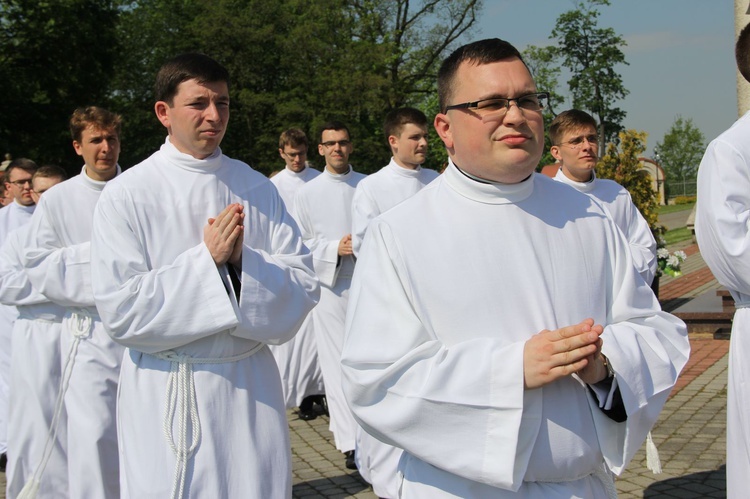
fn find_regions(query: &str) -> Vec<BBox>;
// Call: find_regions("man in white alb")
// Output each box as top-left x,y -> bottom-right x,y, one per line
90,53 -> 319,498
294,121 -> 365,469
550,109 -> 657,284
23,106 -> 124,498
341,38 -> 690,498
269,127 -> 326,421
695,22 -> 750,499
351,107 -> 438,256
0,166 -> 68,497
349,107 -> 437,496
0,158 -> 38,472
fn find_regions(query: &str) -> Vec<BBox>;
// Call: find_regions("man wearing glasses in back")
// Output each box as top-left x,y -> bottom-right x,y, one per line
341,38 -> 689,497
294,121 -> 365,470
549,109 -> 657,285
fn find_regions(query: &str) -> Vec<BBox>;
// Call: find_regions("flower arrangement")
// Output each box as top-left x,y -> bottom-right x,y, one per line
657,247 -> 687,277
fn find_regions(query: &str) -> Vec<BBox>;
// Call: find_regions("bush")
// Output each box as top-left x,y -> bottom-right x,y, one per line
672,196 -> 696,205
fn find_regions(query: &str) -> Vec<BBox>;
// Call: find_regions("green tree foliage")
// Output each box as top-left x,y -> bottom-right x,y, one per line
522,45 -> 563,169
655,116 -> 706,182
550,0 -> 629,153
112,0 -> 481,174
597,129 -> 663,237
0,0 -> 121,172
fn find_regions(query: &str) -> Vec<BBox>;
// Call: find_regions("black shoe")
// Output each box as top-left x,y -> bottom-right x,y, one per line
344,450 -> 356,470
313,395 -> 329,417
297,396 -> 317,421
0,452 -> 6,472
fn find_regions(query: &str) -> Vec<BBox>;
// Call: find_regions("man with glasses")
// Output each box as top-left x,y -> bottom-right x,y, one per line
550,109 -> 657,284
0,165 -> 68,497
269,128 -> 326,421
294,121 -> 364,469
341,38 -> 689,497
0,157 -> 38,472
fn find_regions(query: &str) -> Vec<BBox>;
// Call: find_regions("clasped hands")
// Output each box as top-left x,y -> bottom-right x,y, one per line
523,318 -> 609,389
204,203 -> 244,267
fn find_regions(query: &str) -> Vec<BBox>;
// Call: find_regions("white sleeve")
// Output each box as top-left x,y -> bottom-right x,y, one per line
342,219 -> 532,489
294,190 -> 341,287
695,138 -> 750,295
23,197 -> 94,307
351,184 -> 377,257
0,230 -> 47,306
622,193 -> 658,285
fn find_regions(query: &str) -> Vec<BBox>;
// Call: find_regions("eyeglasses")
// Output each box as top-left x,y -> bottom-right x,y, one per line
444,92 -> 549,123
8,179 -> 32,187
282,150 -> 307,159
559,134 -> 598,150
320,140 -> 351,148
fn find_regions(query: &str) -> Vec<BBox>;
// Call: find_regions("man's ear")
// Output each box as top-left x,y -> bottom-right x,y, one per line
154,101 -> 171,129
433,113 -> 453,149
72,140 -> 83,157
550,145 -> 562,163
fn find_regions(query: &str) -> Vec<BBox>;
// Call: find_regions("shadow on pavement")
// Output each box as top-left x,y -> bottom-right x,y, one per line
643,465 -> 725,497
293,473 -> 371,497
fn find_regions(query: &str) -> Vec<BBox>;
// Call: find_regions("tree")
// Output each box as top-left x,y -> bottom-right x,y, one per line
550,0 -> 629,153
597,129 -> 663,238
522,44 -> 563,169
0,0 -> 121,172
655,116 -> 706,182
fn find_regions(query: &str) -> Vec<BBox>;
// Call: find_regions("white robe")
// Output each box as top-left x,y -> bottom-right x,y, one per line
0,200 -> 35,456
90,138 -> 319,498
23,166 -> 125,499
294,165 -> 365,452
695,111 -> 750,499
351,159 -> 439,257
342,162 -> 689,498
349,158 -> 438,497
554,169 -> 657,285
269,166 -> 325,408
0,224 -> 67,498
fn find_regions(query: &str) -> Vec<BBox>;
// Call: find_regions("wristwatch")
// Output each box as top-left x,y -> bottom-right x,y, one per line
601,355 -> 615,380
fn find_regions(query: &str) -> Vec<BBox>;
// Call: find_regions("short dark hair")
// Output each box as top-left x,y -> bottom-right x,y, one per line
279,128 -> 308,150
5,158 -> 38,181
549,110 -> 598,145
318,121 -> 350,144
383,107 -> 428,142
69,107 -> 122,143
154,53 -> 230,104
737,22 -> 750,83
32,165 -> 68,183
438,38 -> 526,113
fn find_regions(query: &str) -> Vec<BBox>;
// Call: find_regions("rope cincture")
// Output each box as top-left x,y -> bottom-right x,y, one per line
18,312 -> 92,499
154,343 -> 265,499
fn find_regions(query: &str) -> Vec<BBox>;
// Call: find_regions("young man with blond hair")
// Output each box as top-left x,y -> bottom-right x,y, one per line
23,106 -> 124,497
549,109 -> 657,285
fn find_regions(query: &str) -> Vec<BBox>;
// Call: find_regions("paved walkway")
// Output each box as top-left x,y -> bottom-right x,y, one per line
288,239 -> 732,498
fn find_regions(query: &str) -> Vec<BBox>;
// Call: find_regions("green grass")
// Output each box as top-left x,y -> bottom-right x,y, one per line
657,202 -> 695,215
663,227 -> 693,245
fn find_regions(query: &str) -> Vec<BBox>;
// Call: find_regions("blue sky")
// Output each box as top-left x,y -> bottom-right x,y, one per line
469,0 -> 737,156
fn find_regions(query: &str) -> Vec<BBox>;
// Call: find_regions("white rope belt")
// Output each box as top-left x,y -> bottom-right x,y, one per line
152,343 -> 265,499
18,312 -> 92,499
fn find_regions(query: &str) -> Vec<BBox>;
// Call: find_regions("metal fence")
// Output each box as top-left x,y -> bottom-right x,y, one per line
666,180 -> 697,200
